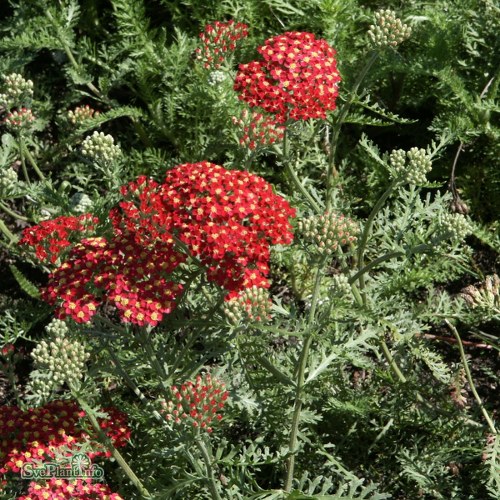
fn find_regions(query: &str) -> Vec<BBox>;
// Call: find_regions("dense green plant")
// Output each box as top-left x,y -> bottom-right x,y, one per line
0,1 -> 498,499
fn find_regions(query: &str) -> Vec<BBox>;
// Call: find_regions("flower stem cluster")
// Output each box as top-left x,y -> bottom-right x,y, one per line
0,400 -> 130,474
196,20 -> 249,70
438,212 -> 472,242
3,107 -> 35,130
223,286 -> 272,324
159,373 -> 228,433
20,214 -> 98,264
232,108 -> 285,150
19,478 -> 123,500
0,73 -> 33,109
81,131 -> 121,165
234,32 -> 341,122
68,105 -> 100,125
389,147 -> 432,185
368,9 -> 412,48
298,212 -> 358,254
31,319 -> 89,388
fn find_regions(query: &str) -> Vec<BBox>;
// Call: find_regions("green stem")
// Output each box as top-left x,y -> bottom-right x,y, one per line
445,320 -> 497,435
380,338 -> 407,383
356,179 -> 398,304
285,258 -> 326,492
75,395 -> 152,498
195,436 -> 223,500
138,328 -> 170,393
20,138 -> 45,182
106,344 -> 165,424
0,219 -> 17,244
326,51 -> 379,208
348,250 -> 404,285
282,125 -> 321,213
0,201 -> 29,222
18,135 -> 31,185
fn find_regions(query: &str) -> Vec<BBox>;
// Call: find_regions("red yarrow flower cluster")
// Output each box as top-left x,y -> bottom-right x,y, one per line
234,31 -> 341,122
3,107 -> 35,129
232,108 -> 285,150
160,373 -> 228,433
25,162 -> 295,326
114,162 -> 295,292
0,400 -> 130,475
18,478 -> 123,500
42,235 -> 183,325
20,214 -> 98,264
196,20 -> 248,69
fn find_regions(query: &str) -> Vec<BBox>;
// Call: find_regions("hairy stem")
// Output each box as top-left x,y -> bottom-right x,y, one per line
75,394 -> 152,498
285,257 -> 326,491
283,125 -> 321,213
445,320 -> 497,435
0,201 -> 29,222
326,51 -> 379,208
195,436 -> 223,500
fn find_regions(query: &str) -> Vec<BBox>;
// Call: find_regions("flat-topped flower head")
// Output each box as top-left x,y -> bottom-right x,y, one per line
234,31 -> 341,122
160,373 -> 228,433
19,478 -> 123,500
232,108 -> 285,150
196,20 -> 249,70
0,400 -> 130,475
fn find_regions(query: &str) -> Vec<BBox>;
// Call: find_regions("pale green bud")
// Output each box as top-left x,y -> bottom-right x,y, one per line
81,131 -> 121,164
368,9 -> 412,48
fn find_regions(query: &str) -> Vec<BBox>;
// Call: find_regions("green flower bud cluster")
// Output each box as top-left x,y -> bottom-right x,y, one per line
224,286 -> 271,325
70,192 -> 93,214
389,147 -> 432,185
0,73 -> 33,108
439,212 -> 471,242
68,105 -> 99,124
331,274 -> 353,300
460,274 -> 499,311
298,212 -> 358,255
0,167 -> 18,192
26,372 -> 54,402
368,9 -> 412,48
3,107 -> 35,130
81,131 -> 121,164
31,319 -> 89,387
208,70 -> 227,86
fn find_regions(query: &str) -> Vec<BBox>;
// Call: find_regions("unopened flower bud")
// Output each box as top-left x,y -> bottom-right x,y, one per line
3,108 -> 35,130
68,105 -> 100,124
298,212 -> 358,255
70,192 -> 93,214
0,167 -> 18,191
224,286 -> 272,325
439,212 -> 471,242
389,147 -> 432,185
81,131 -> 121,164
0,73 -> 34,108
368,9 -> 411,48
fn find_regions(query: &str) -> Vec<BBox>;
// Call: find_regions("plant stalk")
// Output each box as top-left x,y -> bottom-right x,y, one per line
75,395 -> 152,498
195,436 -> 223,500
445,320 -> 497,435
